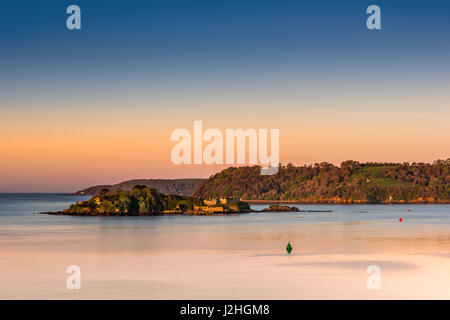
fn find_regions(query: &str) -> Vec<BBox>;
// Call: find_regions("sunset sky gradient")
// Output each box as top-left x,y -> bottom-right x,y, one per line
1,0 -> 450,192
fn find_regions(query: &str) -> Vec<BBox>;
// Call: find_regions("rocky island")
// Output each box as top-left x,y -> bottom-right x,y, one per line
262,205 -> 300,212
39,186 -> 304,216
40,186 -> 250,216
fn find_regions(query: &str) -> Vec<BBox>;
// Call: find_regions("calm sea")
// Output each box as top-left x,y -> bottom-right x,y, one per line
1,193 -> 449,299
1,193 -> 449,253
1,193 -> 450,227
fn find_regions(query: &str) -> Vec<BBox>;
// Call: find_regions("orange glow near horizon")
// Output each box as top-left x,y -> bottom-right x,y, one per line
1,92 -> 450,192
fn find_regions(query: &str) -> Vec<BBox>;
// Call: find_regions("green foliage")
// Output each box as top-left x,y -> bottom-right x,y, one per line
65,187 -> 204,215
194,160 -> 450,203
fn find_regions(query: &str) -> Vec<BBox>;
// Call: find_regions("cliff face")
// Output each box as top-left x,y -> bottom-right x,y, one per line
72,178 -> 205,196
194,160 -> 450,204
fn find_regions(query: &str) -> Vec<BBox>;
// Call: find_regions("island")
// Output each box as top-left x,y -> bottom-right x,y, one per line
39,186 -> 301,216
262,205 -> 300,212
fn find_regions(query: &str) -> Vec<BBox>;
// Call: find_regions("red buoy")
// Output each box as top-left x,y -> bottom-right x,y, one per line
399,217 -> 403,222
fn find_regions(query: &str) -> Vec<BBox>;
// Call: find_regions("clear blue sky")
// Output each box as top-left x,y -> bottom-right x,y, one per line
1,0 -> 449,99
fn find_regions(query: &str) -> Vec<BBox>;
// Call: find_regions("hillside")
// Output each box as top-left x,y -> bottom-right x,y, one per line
194,160 -> 450,204
73,178 -> 205,196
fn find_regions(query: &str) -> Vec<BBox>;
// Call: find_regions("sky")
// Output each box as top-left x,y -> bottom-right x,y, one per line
1,0 -> 450,192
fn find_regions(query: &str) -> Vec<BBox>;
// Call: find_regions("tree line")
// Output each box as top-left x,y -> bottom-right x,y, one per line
194,160 -> 450,203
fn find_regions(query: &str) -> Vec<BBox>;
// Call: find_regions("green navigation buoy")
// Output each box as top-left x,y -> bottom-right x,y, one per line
286,241 -> 292,254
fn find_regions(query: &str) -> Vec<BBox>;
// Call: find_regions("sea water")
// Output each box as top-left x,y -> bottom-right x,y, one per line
0,194 -> 449,299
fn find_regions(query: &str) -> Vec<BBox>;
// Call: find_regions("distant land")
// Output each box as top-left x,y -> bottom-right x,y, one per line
72,179 -> 205,196
194,160 -> 450,204
71,160 -> 450,204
